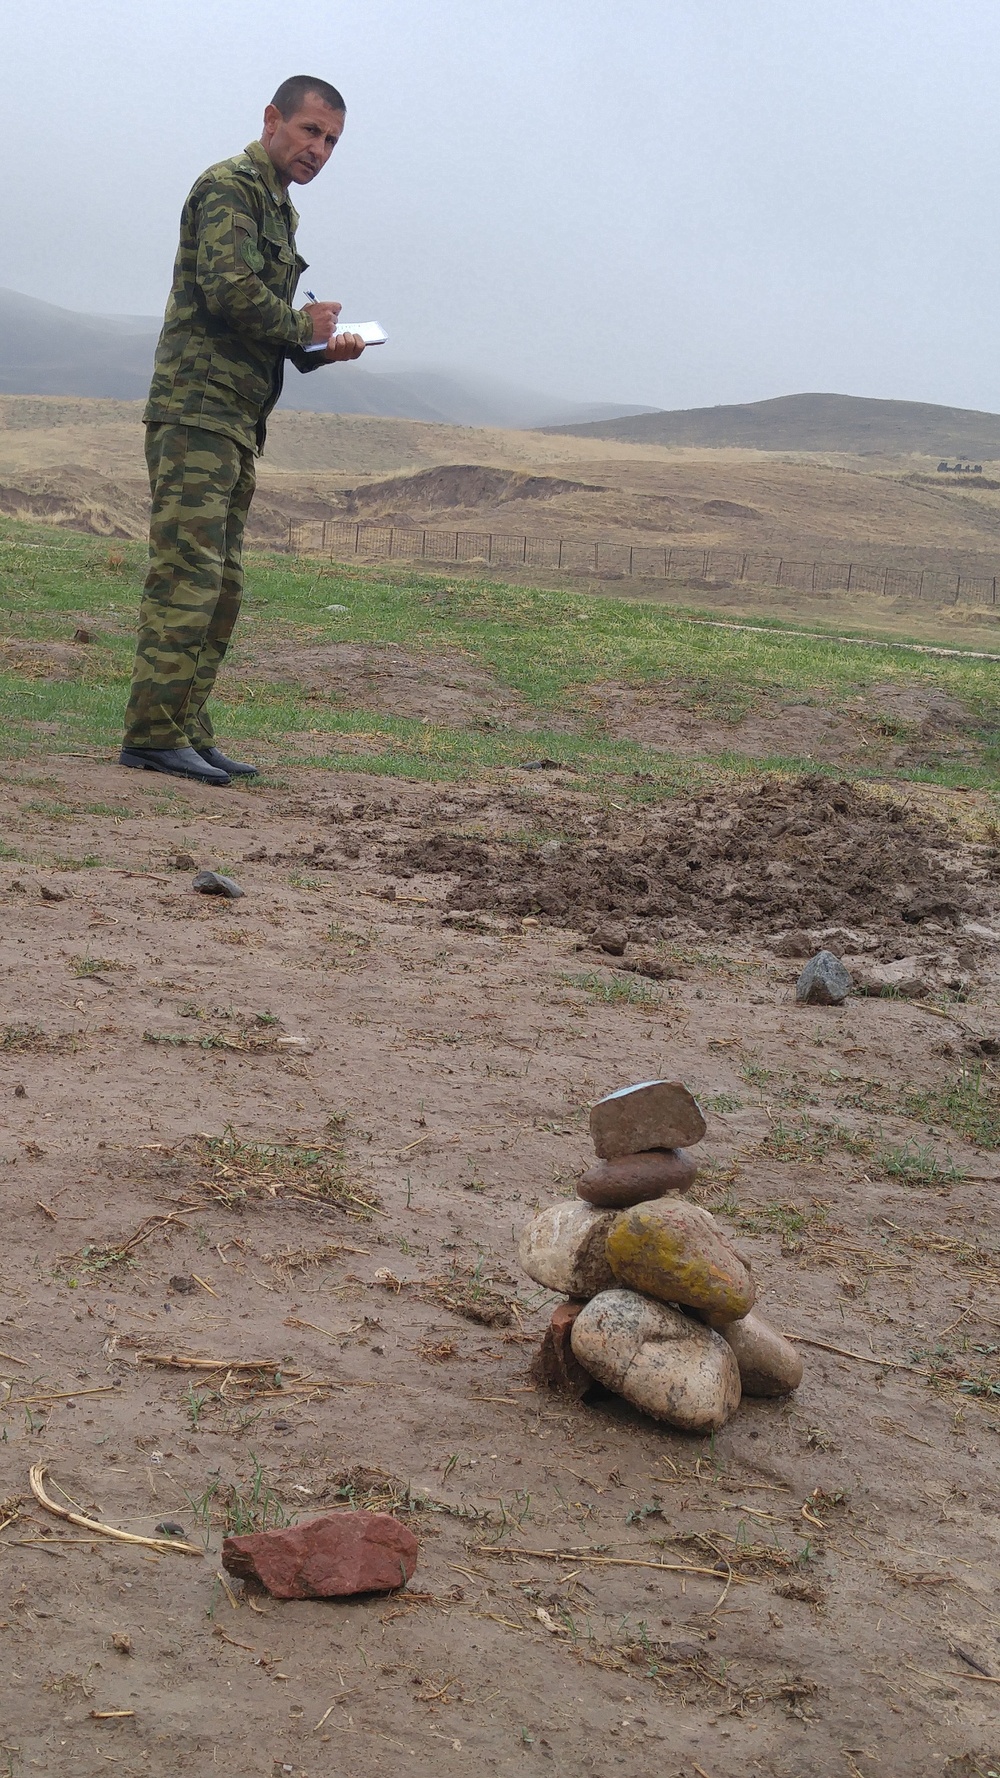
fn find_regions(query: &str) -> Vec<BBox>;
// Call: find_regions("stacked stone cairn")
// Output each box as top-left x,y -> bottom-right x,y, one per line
519,1080 -> 803,1433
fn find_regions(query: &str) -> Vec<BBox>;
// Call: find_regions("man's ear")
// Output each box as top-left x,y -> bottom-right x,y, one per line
261,102 -> 282,144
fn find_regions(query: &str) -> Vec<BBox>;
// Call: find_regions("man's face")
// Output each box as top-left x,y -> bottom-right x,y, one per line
262,93 -> 345,188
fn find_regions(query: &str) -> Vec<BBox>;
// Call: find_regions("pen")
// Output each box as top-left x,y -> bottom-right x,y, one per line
304,289 -> 318,301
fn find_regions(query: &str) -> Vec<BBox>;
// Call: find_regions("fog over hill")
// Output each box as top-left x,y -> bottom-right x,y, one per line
10,289 -> 1000,455
544,391 -> 1000,458
0,288 -> 653,432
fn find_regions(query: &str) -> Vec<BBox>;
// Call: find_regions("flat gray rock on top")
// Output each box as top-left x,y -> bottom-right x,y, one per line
795,949 -> 852,1005
192,870 -> 244,899
589,1080 -> 707,1160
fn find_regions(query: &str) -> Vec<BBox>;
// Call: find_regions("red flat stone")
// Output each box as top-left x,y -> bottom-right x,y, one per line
222,1511 -> 417,1599
531,1300 -> 591,1394
577,1148 -> 697,1208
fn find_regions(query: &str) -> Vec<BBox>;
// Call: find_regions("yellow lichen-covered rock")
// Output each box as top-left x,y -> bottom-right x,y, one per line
605,1198 -> 754,1325
570,1288 -> 741,1432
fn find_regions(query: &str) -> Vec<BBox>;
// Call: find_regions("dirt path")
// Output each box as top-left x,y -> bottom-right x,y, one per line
1,757 -> 998,1778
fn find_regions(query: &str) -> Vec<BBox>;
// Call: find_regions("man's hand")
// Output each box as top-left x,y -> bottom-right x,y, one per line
321,331 -> 366,363
303,300 -> 341,345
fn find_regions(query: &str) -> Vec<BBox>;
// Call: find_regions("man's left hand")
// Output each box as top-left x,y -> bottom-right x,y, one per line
321,332 -> 366,363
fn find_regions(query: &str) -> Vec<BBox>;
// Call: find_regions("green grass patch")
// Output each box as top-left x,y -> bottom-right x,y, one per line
875,1140 -> 966,1187
701,1091 -> 744,1113
2,516 -> 999,797
730,1199 -> 822,1241
904,1067 -> 1000,1150
563,969 -> 663,1006
758,1116 -> 873,1163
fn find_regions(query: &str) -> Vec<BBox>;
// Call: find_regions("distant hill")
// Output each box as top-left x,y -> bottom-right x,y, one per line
0,287 -> 652,431
542,391 -> 1000,458
0,288 -> 160,400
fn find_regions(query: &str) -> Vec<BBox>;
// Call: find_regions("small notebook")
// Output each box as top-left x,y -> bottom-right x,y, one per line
306,321 -> 387,352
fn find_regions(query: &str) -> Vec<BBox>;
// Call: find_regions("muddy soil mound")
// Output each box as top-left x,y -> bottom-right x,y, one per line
340,464 -> 605,513
388,775 -> 996,935
0,467 -> 145,537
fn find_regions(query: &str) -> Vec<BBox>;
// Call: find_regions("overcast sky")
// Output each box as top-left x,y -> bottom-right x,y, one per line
5,0 -> 1000,412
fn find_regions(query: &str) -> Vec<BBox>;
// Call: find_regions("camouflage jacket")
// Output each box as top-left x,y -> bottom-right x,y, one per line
144,138 -> 323,454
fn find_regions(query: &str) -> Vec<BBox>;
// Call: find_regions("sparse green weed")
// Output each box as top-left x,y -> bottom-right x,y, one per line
875,1141 -> 966,1187
905,1067 -> 1000,1150
71,954 -> 123,978
563,970 -> 662,1007
701,1091 -> 743,1113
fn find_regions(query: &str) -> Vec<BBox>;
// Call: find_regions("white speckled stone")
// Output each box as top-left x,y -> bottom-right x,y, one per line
571,1288 -> 741,1432
717,1310 -> 803,1396
516,1202 -> 616,1299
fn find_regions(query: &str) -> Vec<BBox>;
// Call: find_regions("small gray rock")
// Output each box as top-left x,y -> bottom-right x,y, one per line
795,949 -> 852,1005
192,869 -> 244,899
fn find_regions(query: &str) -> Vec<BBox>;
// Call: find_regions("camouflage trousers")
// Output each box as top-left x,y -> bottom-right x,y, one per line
122,423 -> 256,749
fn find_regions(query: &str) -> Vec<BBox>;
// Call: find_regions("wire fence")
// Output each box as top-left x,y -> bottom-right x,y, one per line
286,518 -> 1000,606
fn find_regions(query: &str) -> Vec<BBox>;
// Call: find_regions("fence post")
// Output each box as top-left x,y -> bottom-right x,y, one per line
292,518 -> 998,609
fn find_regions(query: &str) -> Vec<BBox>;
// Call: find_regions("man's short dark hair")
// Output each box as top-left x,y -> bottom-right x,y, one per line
271,76 -> 346,119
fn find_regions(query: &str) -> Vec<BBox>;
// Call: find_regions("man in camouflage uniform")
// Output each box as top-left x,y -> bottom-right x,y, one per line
121,75 -> 364,786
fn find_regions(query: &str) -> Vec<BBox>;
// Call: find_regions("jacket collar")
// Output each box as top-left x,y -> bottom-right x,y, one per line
244,139 -> 300,229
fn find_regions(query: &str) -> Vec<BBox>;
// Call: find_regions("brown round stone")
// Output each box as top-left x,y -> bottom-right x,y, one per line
576,1147 -> 697,1209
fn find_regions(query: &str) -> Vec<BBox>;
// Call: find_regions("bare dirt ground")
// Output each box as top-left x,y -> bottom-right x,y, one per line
2,755 -> 999,1778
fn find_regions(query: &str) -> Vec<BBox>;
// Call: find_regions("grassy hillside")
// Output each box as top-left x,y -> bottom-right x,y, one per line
546,391 -> 1000,458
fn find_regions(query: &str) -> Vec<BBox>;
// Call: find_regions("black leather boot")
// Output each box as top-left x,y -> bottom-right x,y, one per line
119,745 -> 231,785
196,746 -> 259,778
